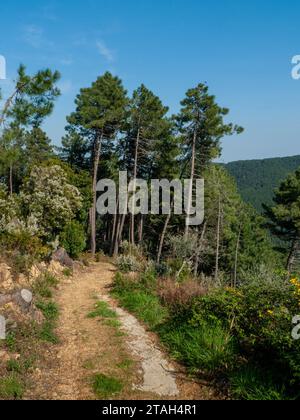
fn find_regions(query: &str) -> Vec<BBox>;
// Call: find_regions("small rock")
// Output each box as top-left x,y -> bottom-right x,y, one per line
21,289 -> 33,304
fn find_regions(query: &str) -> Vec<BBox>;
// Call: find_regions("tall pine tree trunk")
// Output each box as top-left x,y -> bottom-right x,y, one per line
185,130 -> 197,237
131,128 -> 140,245
91,131 -> 103,256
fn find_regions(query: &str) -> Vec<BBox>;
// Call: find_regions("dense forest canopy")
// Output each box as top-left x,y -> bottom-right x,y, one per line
225,155 -> 300,212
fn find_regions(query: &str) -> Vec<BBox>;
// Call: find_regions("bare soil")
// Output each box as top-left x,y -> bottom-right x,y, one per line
25,262 -> 218,400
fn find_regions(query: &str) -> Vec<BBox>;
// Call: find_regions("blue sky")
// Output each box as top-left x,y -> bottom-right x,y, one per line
1,0 -> 300,162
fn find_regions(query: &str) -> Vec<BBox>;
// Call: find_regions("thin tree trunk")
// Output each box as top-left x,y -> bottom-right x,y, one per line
233,226 -> 242,288
194,221 -> 207,277
131,128 -> 140,245
287,239 -> 298,274
110,197 -> 119,255
215,194 -> 222,283
91,131 -> 103,256
114,213 -> 126,257
9,163 -> 13,196
138,214 -> 144,244
185,130 -> 197,237
157,212 -> 171,264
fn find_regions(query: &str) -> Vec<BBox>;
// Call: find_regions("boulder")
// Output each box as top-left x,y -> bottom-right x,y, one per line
52,248 -> 74,269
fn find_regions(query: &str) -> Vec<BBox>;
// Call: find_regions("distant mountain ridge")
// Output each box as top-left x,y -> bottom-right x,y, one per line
224,155 -> 300,212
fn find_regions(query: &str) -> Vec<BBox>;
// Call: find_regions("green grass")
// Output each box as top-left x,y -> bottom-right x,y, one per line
114,290 -> 167,329
117,359 -> 134,370
229,365 -> 287,401
34,272 -> 59,298
6,360 -> 23,374
5,333 -> 17,353
36,301 -> 59,321
159,321 -> 236,373
104,319 -> 122,328
92,374 -> 123,398
38,321 -> 59,344
0,375 -> 24,400
88,301 -> 117,319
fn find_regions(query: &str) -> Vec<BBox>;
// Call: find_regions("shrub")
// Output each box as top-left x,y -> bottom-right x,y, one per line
60,220 -> 86,259
158,278 -> 206,313
116,255 -> 142,273
190,274 -> 300,398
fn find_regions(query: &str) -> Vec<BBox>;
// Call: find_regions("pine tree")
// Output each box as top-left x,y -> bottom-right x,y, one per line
175,83 -> 243,236
264,169 -> 300,273
66,72 -> 128,255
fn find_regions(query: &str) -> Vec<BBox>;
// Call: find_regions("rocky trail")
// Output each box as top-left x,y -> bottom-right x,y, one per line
25,262 -> 217,400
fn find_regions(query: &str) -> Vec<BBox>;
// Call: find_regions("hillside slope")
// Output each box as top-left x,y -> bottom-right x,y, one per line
225,155 -> 300,212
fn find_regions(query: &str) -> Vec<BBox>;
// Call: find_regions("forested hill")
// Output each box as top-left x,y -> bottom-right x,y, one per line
224,155 -> 300,212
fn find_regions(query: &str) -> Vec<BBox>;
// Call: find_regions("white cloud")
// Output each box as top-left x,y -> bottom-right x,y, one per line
96,40 -> 114,63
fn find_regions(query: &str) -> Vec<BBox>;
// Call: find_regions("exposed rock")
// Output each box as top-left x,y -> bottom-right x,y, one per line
0,289 -> 33,313
0,263 -> 13,292
52,248 -> 74,269
48,260 -> 64,277
29,265 -> 43,285
21,289 -> 33,304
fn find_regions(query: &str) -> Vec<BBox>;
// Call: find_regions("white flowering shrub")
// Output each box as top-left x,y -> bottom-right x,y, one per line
21,165 -> 83,240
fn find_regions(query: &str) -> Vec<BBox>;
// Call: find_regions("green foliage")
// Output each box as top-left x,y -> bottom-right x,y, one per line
159,321 -> 236,373
229,365 -> 287,401
38,321 -> 59,344
34,272 -> 59,299
60,220 -> 86,258
0,375 -> 24,400
188,272 -> 300,398
113,272 -> 167,329
36,301 -> 59,321
176,83 -> 243,169
225,155 -> 300,213
116,255 -> 142,273
92,374 -> 123,398
6,360 -> 23,374
21,165 -> 82,241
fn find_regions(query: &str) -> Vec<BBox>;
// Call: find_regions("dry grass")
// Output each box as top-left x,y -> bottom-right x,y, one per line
158,277 -> 206,312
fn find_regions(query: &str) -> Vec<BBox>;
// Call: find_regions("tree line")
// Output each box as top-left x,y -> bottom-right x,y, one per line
1,65 -> 297,282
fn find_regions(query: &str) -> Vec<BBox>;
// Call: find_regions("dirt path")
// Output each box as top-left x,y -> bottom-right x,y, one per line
25,262 -> 217,400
